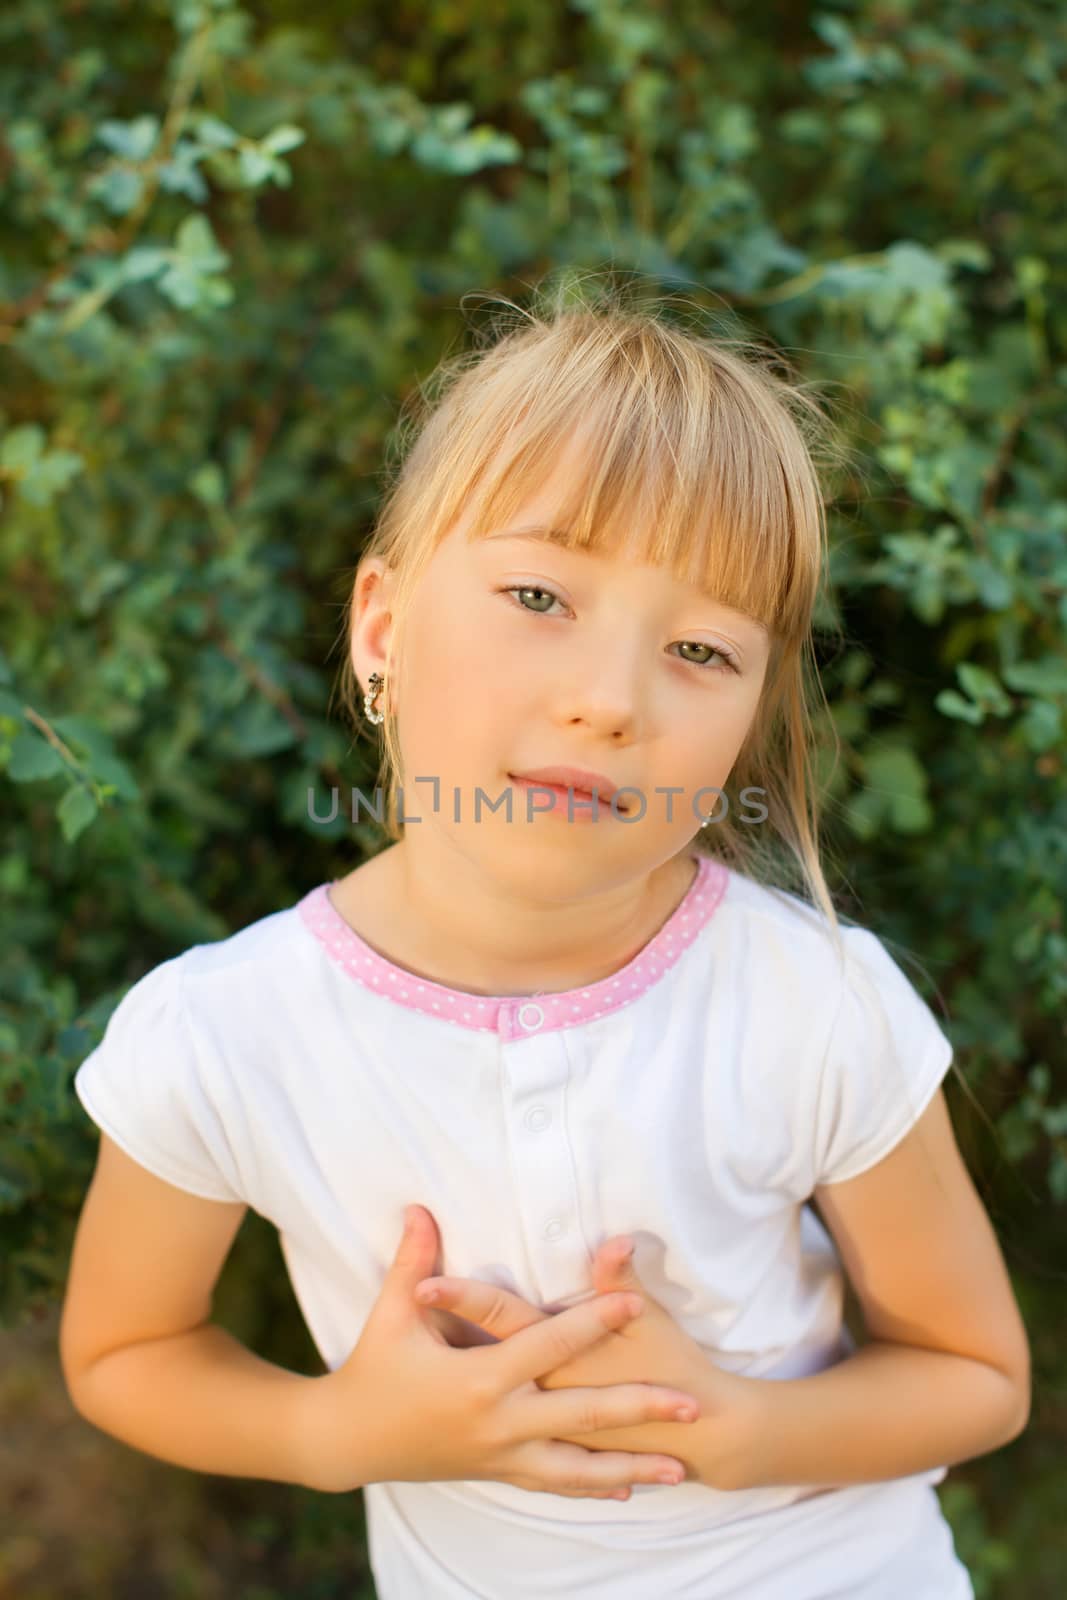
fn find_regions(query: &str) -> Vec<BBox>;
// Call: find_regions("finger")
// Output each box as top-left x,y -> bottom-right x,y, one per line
592,1235 -> 639,1295
390,1204 -> 438,1272
415,1274 -> 549,1341
516,1379 -> 702,1445
387,1205 -> 443,1321
427,1305 -> 500,1349
488,1291 -> 643,1392
524,1437 -> 687,1494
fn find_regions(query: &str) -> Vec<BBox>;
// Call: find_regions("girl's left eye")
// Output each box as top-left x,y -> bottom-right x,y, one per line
496,585 -> 740,674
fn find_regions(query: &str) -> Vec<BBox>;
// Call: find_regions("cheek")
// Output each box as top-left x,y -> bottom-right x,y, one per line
401,601 -> 519,755
404,596 -> 480,700
454,603 -> 531,702
418,593 -> 512,674
721,685 -> 762,738
668,688 -> 759,772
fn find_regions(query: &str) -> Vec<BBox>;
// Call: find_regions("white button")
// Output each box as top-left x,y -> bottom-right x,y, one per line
543,1216 -> 567,1240
518,1003 -> 544,1031
524,1105 -> 551,1131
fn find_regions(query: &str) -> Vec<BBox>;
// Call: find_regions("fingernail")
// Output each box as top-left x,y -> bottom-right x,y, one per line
417,1285 -> 440,1304
674,1405 -> 697,1422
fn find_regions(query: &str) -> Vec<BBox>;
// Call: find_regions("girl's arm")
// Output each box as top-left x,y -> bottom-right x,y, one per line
712,1339 -> 1025,1492
686,1088 -> 1031,1490
60,1134 -> 323,1489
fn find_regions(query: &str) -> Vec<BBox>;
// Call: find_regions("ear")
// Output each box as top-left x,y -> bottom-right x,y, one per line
350,558 -> 394,689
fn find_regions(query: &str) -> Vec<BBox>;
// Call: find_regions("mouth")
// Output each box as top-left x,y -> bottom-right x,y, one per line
506,773 -> 627,815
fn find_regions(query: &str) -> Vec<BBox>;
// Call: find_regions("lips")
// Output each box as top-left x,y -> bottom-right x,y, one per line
508,768 -> 626,812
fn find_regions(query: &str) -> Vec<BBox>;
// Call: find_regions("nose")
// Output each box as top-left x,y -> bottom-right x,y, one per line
550,637 -> 645,741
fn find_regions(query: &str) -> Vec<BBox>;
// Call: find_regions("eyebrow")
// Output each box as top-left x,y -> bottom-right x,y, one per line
483,525 -> 769,634
484,525 -> 573,546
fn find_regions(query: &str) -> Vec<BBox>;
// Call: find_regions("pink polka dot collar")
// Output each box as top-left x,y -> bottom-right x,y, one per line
296,853 -> 729,1041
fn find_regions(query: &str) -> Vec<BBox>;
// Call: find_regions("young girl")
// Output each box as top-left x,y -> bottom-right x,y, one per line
62,292 -> 1029,1599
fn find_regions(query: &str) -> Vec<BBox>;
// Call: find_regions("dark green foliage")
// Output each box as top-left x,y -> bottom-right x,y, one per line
1,0 -> 1063,1592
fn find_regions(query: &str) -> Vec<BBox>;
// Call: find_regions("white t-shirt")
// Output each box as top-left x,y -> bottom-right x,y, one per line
73,851 -> 974,1599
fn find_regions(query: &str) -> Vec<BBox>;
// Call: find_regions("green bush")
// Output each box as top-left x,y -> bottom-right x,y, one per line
2,1 -> 1063,1593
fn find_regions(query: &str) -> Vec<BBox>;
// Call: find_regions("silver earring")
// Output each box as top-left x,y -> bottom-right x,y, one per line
363,671 -> 385,726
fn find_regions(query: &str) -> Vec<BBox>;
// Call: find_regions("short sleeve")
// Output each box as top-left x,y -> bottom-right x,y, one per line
813,925 -> 954,1187
73,957 -> 244,1204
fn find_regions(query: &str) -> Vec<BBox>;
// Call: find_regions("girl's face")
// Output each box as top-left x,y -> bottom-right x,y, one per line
365,439 -> 772,892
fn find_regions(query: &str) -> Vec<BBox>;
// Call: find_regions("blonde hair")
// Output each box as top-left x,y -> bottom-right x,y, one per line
336,272 -> 855,940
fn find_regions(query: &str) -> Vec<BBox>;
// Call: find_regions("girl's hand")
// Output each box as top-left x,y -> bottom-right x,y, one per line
302,1206 -> 704,1498
416,1232 -> 757,1489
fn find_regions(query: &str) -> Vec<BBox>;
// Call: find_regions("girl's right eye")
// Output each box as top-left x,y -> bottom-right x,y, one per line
499,584 -> 563,615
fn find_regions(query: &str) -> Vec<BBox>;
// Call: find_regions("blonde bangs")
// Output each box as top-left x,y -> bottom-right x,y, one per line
437,313 -> 828,651
460,328 -> 825,652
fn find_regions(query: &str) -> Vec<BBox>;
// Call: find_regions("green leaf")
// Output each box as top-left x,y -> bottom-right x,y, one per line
843,786 -> 881,841
957,661 -> 1012,715
87,167 -> 145,215
1002,658 -> 1067,698
158,215 -> 233,310
261,124 -> 306,155
87,751 -> 141,802
935,689 -> 985,725
190,461 -> 227,505
6,733 -> 65,781
174,214 -> 230,271
966,558 -> 1014,610
48,715 -> 114,762
96,114 -> 159,161
238,146 -> 277,186
1,424 -> 44,471
862,744 -> 933,834
19,449 -> 85,506
57,785 -> 99,843
1018,699 -> 1062,752
193,115 -> 239,149
121,246 -> 170,284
